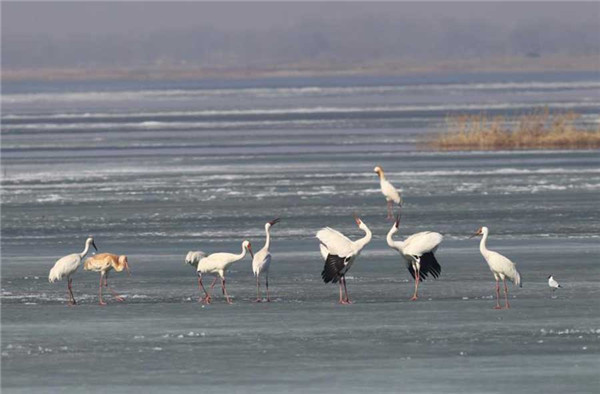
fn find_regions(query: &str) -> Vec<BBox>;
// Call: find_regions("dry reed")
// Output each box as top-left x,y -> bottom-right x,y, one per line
428,110 -> 600,150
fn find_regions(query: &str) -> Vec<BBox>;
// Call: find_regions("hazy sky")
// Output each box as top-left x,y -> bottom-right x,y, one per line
3,2 -> 598,37
3,2 -> 598,70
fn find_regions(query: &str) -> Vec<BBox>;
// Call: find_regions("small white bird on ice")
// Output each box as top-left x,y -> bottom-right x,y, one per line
471,227 -> 522,309
374,166 -> 402,219
317,214 -> 372,304
196,241 -> 253,304
548,275 -> 561,291
252,218 -> 280,302
48,236 -> 98,305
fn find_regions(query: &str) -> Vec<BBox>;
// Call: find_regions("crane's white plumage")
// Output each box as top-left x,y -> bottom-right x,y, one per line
387,216 -> 443,300
398,231 -> 444,257
374,166 -> 402,219
317,216 -> 372,304
316,227 -> 355,258
49,254 -> 81,284
48,236 -> 98,305
471,226 -> 522,309
185,250 -> 207,269
196,240 -> 253,304
548,275 -> 561,291
252,218 -> 279,302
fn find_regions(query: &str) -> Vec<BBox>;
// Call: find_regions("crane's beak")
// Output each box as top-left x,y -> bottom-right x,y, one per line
469,231 -> 480,239
269,218 -> 280,226
92,241 -> 98,251
394,214 -> 400,228
248,245 -> 254,259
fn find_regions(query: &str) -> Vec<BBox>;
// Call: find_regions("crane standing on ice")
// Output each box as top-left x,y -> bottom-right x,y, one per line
471,226 -> 522,309
84,253 -> 131,305
252,218 -> 280,302
386,215 -> 443,300
48,236 -> 98,305
185,250 -> 220,299
317,215 -> 372,304
374,166 -> 402,219
196,241 -> 253,304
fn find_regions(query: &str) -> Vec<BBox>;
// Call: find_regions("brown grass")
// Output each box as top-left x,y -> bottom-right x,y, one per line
428,110 -> 600,150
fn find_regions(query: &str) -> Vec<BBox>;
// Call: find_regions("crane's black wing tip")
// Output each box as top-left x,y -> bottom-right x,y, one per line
407,252 -> 442,281
322,254 -> 347,284
421,252 -> 441,280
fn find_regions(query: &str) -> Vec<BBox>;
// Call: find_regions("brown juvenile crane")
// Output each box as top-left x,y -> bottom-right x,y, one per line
84,253 -> 131,306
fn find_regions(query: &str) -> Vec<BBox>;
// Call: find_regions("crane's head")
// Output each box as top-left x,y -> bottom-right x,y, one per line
353,214 -> 370,232
547,275 -> 553,279
243,240 -> 254,258
469,226 -> 488,238
86,237 -> 98,252
374,166 -> 383,177
117,255 -> 131,276
266,217 -> 280,229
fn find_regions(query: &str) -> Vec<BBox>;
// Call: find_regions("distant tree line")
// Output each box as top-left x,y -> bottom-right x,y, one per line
3,15 -> 599,69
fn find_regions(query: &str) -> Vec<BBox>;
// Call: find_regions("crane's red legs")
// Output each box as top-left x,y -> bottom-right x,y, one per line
67,277 -> 77,306
98,274 -> 107,306
341,276 -> 352,304
209,277 -> 218,292
337,277 -> 351,304
411,269 -> 420,301
104,272 -> 124,302
494,279 -> 502,309
221,277 -> 233,304
254,276 -> 262,302
197,275 -> 212,304
266,274 -> 271,302
503,278 -> 510,309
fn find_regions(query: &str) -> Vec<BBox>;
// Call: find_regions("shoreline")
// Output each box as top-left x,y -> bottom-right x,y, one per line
3,55 -> 599,83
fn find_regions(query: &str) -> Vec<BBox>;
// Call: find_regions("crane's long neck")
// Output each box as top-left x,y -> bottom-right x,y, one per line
378,171 -> 387,182
263,226 -> 271,251
237,244 -> 248,260
386,226 -> 404,251
355,225 -> 372,251
479,231 -> 489,256
223,246 -> 248,270
80,242 -> 91,258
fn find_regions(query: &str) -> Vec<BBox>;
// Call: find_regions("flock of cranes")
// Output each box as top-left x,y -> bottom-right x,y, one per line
48,165 -> 547,308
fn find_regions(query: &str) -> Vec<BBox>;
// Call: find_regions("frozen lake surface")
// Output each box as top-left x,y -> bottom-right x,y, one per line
2,72 -> 599,392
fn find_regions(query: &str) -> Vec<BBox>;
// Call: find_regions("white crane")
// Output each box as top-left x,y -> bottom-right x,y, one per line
48,236 -> 98,305
471,226 -> 522,309
83,253 -> 131,305
317,215 -> 372,304
196,240 -> 253,304
252,218 -> 280,302
386,215 -> 443,300
185,250 -> 220,299
374,166 -> 402,219
548,275 -> 561,291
